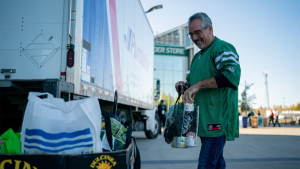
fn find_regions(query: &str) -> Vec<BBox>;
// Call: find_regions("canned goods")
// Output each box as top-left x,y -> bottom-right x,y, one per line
186,135 -> 195,147
171,137 -> 187,148
186,132 -> 196,147
171,137 -> 177,148
177,137 -> 187,148
186,132 -> 195,138
184,103 -> 194,112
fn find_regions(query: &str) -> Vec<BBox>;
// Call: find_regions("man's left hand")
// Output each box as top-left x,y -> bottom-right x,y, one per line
182,84 -> 199,103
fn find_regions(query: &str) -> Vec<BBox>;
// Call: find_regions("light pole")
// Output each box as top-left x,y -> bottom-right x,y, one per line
264,70 -> 270,109
145,5 -> 163,13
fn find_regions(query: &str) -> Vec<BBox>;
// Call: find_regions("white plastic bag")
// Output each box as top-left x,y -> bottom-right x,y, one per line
21,92 -> 102,154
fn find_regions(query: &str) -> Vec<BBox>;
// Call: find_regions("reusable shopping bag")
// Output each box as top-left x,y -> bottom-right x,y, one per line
0,128 -> 21,154
163,85 -> 199,148
21,92 -> 102,154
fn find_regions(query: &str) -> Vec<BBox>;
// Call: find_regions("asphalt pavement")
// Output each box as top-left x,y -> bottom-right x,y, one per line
132,124 -> 300,169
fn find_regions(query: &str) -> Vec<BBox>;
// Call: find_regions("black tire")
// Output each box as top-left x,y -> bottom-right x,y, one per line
145,115 -> 160,139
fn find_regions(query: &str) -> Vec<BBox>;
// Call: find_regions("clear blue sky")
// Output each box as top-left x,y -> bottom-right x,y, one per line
141,0 -> 300,109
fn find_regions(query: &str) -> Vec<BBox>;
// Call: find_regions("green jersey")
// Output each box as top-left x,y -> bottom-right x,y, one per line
186,37 -> 241,141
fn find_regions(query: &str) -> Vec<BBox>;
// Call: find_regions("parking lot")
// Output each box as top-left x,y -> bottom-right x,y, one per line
133,124 -> 300,169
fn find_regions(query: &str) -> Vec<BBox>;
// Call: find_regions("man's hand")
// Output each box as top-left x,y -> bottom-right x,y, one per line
182,77 -> 218,103
182,84 -> 199,103
175,81 -> 185,93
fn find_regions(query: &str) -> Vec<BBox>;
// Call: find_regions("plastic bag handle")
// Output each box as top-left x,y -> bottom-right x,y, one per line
28,92 -> 54,99
28,92 -> 56,108
175,85 -> 188,103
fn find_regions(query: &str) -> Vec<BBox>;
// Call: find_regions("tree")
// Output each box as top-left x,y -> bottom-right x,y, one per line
290,103 -> 300,110
273,104 -> 283,111
239,83 -> 256,112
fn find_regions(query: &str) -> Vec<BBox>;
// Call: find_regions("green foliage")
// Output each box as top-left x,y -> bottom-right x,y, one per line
239,83 -> 256,112
290,103 -> 300,110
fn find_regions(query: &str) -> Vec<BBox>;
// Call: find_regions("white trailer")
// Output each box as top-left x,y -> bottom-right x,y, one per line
0,0 -> 160,139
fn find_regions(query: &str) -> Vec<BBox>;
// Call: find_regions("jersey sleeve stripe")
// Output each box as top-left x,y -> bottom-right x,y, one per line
216,62 -> 237,70
216,56 -> 240,70
221,56 -> 239,64
215,51 -> 238,64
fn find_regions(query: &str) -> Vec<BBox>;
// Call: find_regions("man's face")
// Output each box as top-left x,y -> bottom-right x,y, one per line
188,19 -> 212,50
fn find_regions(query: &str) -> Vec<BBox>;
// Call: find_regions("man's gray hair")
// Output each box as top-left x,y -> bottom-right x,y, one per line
188,12 -> 212,28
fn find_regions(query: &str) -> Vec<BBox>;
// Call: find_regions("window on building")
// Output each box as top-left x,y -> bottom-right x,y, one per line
154,55 -> 188,105
182,29 -> 185,46
173,30 -> 179,46
185,26 -> 191,46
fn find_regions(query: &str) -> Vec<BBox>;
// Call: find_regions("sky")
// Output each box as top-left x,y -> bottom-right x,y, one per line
140,0 -> 300,109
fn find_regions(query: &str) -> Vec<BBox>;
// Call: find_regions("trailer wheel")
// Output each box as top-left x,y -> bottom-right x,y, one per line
145,115 -> 160,139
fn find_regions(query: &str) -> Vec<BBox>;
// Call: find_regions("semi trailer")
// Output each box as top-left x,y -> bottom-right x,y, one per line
0,0 -> 160,139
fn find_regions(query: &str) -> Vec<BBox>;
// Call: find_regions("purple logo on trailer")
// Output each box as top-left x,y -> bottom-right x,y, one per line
124,27 -> 132,51
123,27 -> 149,71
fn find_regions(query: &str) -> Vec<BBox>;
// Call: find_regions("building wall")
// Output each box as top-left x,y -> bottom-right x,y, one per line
155,24 -> 193,48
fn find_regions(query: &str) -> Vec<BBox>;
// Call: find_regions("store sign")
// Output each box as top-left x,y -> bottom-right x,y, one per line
154,45 -> 188,56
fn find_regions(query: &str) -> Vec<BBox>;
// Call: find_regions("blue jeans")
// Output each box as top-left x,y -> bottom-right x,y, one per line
198,135 -> 226,169
274,119 -> 281,127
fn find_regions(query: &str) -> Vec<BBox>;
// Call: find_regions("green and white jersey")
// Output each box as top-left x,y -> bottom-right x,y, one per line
186,37 -> 241,141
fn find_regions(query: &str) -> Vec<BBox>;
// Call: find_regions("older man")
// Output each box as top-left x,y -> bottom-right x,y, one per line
175,12 -> 241,169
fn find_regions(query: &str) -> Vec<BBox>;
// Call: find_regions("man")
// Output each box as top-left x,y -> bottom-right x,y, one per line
157,100 -> 167,129
274,112 -> 281,127
248,109 -> 255,126
175,12 -> 241,169
269,110 -> 275,127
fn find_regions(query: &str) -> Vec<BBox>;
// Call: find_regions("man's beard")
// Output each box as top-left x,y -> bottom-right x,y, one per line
194,39 -> 205,49
197,43 -> 205,49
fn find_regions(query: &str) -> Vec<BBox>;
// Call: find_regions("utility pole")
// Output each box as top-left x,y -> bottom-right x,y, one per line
283,97 -> 285,109
264,71 -> 270,109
